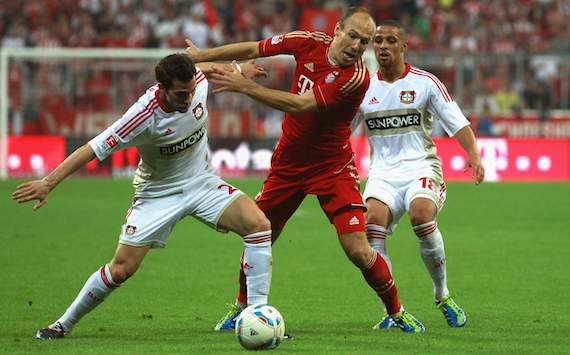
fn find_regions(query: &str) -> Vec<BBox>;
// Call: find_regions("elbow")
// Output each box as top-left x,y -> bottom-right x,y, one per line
288,100 -> 316,114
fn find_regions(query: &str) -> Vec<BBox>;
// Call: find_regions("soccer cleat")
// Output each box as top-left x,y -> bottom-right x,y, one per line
36,321 -> 66,340
392,310 -> 425,333
436,296 -> 467,327
214,303 -> 242,331
372,313 -> 397,330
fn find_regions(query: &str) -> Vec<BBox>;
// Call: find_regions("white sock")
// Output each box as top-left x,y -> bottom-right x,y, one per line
413,221 -> 449,301
366,224 -> 392,272
242,231 -> 272,305
56,264 -> 119,332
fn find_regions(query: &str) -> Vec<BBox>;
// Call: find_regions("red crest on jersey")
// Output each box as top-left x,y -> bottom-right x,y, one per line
105,135 -> 119,150
400,90 -> 416,104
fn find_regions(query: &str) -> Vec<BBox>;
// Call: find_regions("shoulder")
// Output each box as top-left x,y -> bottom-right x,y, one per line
408,66 -> 453,102
339,58 -> 369,96
285,30 -> 333,44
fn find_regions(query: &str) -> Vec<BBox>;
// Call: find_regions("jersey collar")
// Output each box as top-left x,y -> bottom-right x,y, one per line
377,63 -> 411,81
155,87 -> 175,113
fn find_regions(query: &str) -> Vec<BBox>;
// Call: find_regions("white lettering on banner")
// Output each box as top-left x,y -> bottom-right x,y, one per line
209,142 -> 273,171
477,138 -> 509,182
298,74 -> 314,95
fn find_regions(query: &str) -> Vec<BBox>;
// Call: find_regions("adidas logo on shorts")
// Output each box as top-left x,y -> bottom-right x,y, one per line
349,216 -> 360,226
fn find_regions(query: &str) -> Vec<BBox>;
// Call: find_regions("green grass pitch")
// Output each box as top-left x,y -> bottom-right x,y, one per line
1,179 -> 569,354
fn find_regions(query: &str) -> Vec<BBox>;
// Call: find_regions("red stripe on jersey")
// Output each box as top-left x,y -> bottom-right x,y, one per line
196,73 -> 206,85
116,99 -> 157,137
117,100 -> 158,138
410,68 -> 452,102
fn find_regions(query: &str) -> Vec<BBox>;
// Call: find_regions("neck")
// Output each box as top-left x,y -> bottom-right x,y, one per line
380,61 -> 406,83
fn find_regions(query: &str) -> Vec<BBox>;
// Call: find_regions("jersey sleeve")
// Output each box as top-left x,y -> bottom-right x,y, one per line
88,98 -> 156,161
258,31 -> 315,57
313,60 -> 369,111
426,79 -> 469,137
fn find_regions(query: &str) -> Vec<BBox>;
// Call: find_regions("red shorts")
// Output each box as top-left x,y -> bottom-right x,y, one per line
255,155 -> 366,235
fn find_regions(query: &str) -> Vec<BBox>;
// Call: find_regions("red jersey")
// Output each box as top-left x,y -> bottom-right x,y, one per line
258,31 -> 370,169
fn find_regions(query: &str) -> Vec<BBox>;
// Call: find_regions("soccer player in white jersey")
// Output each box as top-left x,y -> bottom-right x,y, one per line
353,21 -> 485,329
11,54 -> 274,340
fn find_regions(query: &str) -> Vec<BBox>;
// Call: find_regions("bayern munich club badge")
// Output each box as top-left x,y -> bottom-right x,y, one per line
193,102 -> 204,120
400,90 -> 416,104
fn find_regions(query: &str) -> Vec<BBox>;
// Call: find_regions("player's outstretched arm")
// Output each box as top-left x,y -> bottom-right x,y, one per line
454,126 -> 485,185
186,39 -> 260,63
11,144 -> 97,210
209,63 -> 318,114
197,60 -> 267,80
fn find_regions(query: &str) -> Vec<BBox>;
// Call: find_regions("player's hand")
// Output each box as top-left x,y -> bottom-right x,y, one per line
11,179 -> 51,211
185,39 -> 201,62
240,60 -> 267,79
465,154 -> 485,185
209,61 -> 255,94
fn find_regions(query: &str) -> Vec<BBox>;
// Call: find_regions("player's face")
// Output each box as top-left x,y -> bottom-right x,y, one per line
164,77 -> 197,113
332,13 -> 375,66
373,26 -> 407,68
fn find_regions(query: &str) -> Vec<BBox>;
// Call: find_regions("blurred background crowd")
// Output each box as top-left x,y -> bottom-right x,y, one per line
1,0 -> 569,139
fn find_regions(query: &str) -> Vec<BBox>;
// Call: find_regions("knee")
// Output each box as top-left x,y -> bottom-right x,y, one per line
109,261 -> 139,284
345,244 -> 374,269
242,211 -> 271,235
409,205 -> 435,226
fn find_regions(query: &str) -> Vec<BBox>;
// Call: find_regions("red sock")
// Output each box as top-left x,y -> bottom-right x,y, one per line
361,252 -> 401,315
236,251 -> 247,305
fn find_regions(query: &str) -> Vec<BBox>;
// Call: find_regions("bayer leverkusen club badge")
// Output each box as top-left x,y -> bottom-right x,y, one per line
193,102 -> 204,120
400,90 -> 416,104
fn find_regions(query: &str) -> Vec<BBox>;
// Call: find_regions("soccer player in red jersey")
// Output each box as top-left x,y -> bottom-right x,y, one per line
186,7 -> 425,333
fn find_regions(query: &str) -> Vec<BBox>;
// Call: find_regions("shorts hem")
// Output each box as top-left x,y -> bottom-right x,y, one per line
119,239 -> 166,249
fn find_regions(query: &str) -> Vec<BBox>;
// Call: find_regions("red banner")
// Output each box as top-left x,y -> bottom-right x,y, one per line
6,136 -> 570,181
351,137 -> 570,182
6,136 -> 66,176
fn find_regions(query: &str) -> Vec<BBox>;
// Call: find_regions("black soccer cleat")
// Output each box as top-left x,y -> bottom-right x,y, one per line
36,322 -> 66,340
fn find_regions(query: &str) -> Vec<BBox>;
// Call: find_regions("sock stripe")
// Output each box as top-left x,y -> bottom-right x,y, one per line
99,265 -> 117,289
366,224 -> 388,239
243,231 -> 272,245
413,222 -> 438,238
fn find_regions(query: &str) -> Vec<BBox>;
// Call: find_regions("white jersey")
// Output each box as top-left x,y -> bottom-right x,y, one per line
89,69 -> 210,197
355,64 -> 470,183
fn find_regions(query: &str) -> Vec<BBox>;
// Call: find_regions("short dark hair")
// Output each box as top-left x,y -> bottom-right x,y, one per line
377,20 -> 407,40
155,53 -> 196,90
339,6 -> 372,29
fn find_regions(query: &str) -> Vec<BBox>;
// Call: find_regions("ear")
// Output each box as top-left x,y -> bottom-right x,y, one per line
402,39 -> 408,52
333,22 -> 341,36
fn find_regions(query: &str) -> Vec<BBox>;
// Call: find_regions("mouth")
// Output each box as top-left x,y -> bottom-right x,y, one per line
343,51 -> 356,61
377,52 -> 391,60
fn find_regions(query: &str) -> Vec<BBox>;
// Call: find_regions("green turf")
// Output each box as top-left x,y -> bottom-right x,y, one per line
1,179 -> 569,354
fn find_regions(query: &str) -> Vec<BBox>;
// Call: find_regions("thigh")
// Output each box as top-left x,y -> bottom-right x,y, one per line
182,173 -> 245,232
217,194 -> 269,236
363,176 -> 406,233
120,194 -> 186,249
404,176 -> 447,213
312,168 -> 365,223
256,171 -> 305,233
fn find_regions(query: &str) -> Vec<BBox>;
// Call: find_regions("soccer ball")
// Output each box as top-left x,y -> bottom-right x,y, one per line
235,304 -> 285,350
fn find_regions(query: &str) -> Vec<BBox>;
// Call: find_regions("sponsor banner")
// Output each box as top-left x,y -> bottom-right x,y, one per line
6,136 -> 66,176
351,137 -> 570,182
7,136 -> 569,181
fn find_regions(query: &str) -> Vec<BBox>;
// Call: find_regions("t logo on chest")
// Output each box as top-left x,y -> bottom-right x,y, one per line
298,74 -> 314,95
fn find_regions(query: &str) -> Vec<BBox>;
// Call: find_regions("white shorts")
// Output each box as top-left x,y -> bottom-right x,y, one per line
363,175 -> 446,234
119,172 -> 244,249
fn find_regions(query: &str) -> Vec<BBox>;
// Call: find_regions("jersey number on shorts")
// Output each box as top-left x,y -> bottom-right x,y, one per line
218,184 -> 237,195
419,177 -> 436,191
